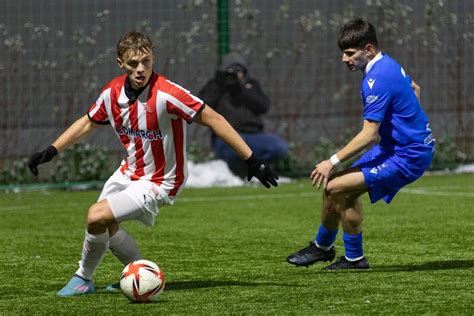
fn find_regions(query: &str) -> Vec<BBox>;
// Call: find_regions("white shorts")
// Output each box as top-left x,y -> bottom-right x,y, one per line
99,169 -> 173,226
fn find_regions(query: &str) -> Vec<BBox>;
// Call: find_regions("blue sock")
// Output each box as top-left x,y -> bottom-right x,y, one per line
343,232 -> 364,261
315,224 -> 338,250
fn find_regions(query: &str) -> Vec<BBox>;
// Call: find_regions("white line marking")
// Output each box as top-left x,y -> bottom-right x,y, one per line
179,192 -> 316,203
0,203 -> 84,212
401,188 -> 474,198
1,186 -> 472,211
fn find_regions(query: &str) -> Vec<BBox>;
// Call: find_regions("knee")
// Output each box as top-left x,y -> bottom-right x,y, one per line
325,182 -> 344,199
343,212 -> 362,230
87,203 -> 110,231
323,191 -> 343,215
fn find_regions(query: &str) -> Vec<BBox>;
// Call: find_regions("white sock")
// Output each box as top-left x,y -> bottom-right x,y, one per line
75,231 -> 109,280
109,227 -> 142,265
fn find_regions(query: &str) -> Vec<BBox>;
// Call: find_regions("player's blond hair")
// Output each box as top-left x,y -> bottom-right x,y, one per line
117,31 -> 154,59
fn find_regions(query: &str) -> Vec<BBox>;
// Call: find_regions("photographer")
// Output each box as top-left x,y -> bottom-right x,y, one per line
199,53 -> 288,174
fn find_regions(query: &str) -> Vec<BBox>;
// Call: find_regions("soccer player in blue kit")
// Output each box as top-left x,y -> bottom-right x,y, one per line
287,18 -> 435,270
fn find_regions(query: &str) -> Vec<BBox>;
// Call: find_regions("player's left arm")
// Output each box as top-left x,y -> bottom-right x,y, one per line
194,104 -> 278,188
194,104 -> 253,160
311,120 -> 380,189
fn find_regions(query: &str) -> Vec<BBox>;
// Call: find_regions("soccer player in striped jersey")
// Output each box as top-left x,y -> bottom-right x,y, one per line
28,31 -> 278,297
287,19 -> 435,270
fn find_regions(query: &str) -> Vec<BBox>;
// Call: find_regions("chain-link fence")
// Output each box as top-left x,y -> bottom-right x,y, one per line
1,0 -> 473,179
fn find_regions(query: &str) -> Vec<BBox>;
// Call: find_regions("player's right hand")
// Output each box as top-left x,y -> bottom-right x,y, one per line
311,159 -> 334,189
28,145 -> 58,175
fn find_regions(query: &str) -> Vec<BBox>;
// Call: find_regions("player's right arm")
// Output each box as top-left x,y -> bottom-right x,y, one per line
311,120 -> 379,188
28,115 -> 101,175
52,114 -> 99,152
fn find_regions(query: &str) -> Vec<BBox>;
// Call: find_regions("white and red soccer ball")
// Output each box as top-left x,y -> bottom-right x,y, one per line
120,259 -> 165,303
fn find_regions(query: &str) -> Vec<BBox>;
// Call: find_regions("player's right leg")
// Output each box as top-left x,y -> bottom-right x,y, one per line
99,171 -> 143,271
57,200 -> 117,297
101,180 -> 167,292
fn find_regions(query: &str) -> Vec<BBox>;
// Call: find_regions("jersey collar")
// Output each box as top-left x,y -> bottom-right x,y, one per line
365,52 -> 383,74
118,73 -> 154,105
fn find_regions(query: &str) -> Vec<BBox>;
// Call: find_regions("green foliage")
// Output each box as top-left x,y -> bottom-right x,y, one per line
313,129 -> 356,167
0,157 -> 30,185
53,143 -> 111,182
0,174 -> 473,313
187,142 -> 215,163
272,142 -> 302,177
431,135 -> 459,169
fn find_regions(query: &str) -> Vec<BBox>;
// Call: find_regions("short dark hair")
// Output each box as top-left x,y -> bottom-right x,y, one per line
117,31 -> 154,59
337,18 -> 378,50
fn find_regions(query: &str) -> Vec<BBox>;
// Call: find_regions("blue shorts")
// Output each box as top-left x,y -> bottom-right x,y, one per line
352,145 -> 433,204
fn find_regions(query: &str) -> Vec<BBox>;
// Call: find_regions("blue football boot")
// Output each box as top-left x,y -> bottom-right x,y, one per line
105,282 -> 121,293
56,275 -> 95,297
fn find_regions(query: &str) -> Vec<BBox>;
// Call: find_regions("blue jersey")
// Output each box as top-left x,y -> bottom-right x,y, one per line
361,53 -> 435,159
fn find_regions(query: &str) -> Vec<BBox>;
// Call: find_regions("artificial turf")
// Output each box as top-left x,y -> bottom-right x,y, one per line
0,173 -> 472,314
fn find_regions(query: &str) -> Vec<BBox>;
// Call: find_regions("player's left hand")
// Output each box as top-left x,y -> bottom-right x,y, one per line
246,154 -> 279,188
311,160 -> 334,189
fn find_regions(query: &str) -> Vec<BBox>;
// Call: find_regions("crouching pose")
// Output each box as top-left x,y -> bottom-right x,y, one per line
287,19 -> 434,270
28,31 -> 278,296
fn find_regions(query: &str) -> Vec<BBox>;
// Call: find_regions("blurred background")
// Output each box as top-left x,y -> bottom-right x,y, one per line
1,0 -> 473,184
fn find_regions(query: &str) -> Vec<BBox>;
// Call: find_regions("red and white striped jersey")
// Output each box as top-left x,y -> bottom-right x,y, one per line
88,73 -> 204,197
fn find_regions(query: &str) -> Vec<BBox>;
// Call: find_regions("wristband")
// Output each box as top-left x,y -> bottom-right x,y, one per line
330,154 -> 340,166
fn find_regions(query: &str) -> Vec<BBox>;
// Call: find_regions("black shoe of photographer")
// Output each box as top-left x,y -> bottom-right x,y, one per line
287,241 -> 335,267
324,256 -> 369,270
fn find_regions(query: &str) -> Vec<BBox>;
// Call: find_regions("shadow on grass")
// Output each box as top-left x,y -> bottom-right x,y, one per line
291,259 -> 474,275
165,280 -> 298,291
375,259 -> 474,272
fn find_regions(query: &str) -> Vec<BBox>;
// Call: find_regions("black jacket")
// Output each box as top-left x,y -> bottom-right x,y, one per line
198,53 -> 270,134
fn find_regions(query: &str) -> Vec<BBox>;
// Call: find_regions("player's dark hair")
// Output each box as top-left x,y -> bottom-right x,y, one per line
337,18 -> 378,50
117,31 -> 154,59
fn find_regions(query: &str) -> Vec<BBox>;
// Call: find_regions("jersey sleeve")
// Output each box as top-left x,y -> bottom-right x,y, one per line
163,79 -> 204,123
87,89 -> 110,125
361,78 -> 391,123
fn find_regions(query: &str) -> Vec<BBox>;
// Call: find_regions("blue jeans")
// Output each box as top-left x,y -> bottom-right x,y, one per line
212,132 -> 289,173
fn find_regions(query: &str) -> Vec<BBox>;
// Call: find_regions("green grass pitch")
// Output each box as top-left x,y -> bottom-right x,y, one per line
0,173 -> 473,314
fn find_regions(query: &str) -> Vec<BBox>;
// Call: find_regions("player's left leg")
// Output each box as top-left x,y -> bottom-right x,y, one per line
322,169 -> 369,270
109,224 -> 141,266
324,196 -> 370,270
287,168 -> 367,267
106,224 -> 142,293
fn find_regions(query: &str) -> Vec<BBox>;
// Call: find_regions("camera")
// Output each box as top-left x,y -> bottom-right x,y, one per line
223,70 -> 239,87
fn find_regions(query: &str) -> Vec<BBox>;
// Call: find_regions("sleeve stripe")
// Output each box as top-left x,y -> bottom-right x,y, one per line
157,91 -> 199,118
87,112 -> 110,125
89,99 -> 103,117
165,79 -> 204,105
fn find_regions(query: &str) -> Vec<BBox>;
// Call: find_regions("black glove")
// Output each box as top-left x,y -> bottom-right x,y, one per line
28,145 -> 58,175
246,154 -> 279,188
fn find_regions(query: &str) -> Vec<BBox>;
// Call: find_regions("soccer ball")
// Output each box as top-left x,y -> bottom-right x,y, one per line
120,259 -> 165,303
